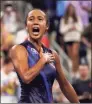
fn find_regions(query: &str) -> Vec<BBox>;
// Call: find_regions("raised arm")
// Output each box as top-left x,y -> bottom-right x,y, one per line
9,45 -> 55,84
52,50 -> 79,103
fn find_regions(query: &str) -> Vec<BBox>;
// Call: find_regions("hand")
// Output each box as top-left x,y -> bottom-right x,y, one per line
41,52 -> 55,64
83,92 -> 90,99
72,26 -> 76,30
70,27 -> 76,31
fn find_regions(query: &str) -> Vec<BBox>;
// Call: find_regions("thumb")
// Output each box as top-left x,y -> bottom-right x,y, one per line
40,47 -> 43,57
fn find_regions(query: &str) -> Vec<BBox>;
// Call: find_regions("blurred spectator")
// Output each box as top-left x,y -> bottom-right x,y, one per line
52,80 -> 69,103
79,23 -> 92,66
72,65 -> 92,103
82,23 -> 92,44
67,1 -> 91,66
2,3 -> 21,34
15,1 -> 33,23
79,1 -> 91,27
15,26 -> 28,44
0,51 -> 5,69
1,13 -> 14,57
1,57 -> 19,103
55,0 -> 68,48
59,4 -> 83,73
67,1 -> 91,28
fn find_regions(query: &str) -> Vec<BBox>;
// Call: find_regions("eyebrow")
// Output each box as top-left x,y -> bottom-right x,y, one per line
28,16 -> 34,18
29,15 -> 44,17
37,16 -> 44,18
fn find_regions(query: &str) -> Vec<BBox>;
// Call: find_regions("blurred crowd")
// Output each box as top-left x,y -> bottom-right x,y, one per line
0,0 -> 92,103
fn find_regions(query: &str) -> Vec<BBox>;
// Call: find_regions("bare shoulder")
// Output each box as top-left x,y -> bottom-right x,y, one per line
10,45 -> 26,52
9,45 -> 28,59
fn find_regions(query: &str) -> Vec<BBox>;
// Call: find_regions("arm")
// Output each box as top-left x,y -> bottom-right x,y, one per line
9,45 -> 54,84
82,6 -> 91,13
59,18 -> 73,34
81,36 -> 91,48
74,17 -> 83,33
52,50 -> 79,103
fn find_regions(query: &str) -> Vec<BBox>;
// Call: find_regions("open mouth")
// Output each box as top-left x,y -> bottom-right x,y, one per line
32,27 -> 40,35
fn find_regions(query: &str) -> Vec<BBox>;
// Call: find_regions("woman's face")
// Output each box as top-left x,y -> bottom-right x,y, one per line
26,9 -> 48,41
68,5 -> 75,16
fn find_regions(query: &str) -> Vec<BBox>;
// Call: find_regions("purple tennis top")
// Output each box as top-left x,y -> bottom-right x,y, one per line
17,40 -> 57,103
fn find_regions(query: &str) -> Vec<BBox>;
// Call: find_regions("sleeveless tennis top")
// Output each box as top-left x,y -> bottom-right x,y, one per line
17,40 -> 56,103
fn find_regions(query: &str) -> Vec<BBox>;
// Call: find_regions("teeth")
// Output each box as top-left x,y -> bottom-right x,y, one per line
33,31 -> 39,34
33,25 -> 39,28
34,27 -> 38,29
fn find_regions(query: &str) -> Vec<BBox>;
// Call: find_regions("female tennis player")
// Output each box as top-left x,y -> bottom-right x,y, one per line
10,9 -> 79,103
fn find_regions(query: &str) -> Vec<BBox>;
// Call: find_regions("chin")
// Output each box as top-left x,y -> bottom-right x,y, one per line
31,34 -> 43,40
31,36 -> 42,41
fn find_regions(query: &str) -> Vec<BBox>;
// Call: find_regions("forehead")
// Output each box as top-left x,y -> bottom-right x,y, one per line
79,66 -> 88,71
28,10 -> 46,18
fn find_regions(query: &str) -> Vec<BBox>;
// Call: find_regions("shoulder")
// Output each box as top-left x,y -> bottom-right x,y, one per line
9,44 -> 28,59
77,16 -> 82,22
10,41 -> 28,52
10,44 -> 27,54
73,79 -> 81,85
60,17 -> 65,22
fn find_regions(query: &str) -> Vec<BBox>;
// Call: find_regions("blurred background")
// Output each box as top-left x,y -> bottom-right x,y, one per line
0,0 -> 92,103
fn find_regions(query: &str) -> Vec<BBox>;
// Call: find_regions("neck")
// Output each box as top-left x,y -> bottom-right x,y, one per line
29,38 -> 42,53
80,76 -> 89,81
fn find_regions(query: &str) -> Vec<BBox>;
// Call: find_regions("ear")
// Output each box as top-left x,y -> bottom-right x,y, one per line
46,25 -> 49,31
26,26 -> 28,31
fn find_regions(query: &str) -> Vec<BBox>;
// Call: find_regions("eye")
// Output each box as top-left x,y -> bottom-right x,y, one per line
39,18 -> 42,20
29,17 -> 34,21
30,18 -> 33,20
38,17 -> 43,21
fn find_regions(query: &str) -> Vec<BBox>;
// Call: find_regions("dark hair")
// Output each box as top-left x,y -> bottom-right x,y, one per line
64,4 -> 78,24
4,3 -> 13,10
25,8 -> 49,26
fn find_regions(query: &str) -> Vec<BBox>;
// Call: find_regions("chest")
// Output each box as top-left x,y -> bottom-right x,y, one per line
27,46 -> 56,82
76,81 -> 91,94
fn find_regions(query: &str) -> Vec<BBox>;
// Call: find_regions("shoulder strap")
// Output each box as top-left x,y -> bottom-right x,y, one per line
20,41 -> 29,48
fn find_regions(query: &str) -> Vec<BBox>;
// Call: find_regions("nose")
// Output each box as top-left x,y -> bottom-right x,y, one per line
34,18 -> 39,24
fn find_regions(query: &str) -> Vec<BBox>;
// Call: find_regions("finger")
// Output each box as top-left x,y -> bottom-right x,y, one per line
49,59 -> 55,63
49,56 -> 55,59
47,54 -> 54,57
45,53 -> 52,55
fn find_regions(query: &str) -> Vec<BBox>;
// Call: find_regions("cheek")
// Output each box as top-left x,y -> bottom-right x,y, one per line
40,21 -> 47,27
40,24 -> 47,31
27,22 -> 32,27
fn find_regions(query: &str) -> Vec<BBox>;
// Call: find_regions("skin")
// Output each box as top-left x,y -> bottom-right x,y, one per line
10,9 -> 79,103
